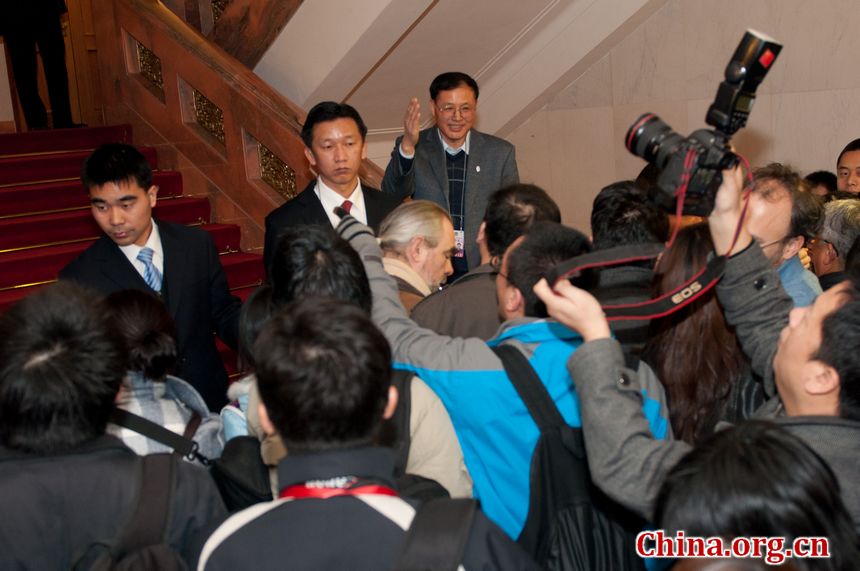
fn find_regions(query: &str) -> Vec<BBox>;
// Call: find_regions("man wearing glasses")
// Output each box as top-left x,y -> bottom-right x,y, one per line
746,163 -> 824,306
382,72 -> 519,279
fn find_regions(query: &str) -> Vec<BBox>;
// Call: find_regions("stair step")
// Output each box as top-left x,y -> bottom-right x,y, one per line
0,243 -> 87,289
0,125 -> 133,157
232,284 -> 260,302
0,285 -> 46,313
0,147 -> 158,186
0,171 -> 185,218
0,251 -> 262,314
0,223 -> 242,289
0,197 -> 211,251
221,252 -> 265,290
206,223 -> 243,254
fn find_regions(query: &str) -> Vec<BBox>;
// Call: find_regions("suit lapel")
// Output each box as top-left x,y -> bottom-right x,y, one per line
297,181 -> 330,224
464,130 -> 484,218
93,237 -> 150,291
158,221 -> 185,317
363,187 -> 386,228
424,128 -> 449,208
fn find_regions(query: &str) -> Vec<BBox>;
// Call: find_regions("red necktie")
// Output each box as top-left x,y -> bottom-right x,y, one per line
341,200 -> 353,214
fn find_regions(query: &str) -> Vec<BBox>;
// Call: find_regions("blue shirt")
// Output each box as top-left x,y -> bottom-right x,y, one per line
777,256 -> 821,307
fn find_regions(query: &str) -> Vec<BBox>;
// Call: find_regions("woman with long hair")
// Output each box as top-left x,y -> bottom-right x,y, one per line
643,223 -> 764,444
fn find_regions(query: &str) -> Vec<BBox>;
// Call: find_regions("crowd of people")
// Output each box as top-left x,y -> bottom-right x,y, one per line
1,70 -> 859,570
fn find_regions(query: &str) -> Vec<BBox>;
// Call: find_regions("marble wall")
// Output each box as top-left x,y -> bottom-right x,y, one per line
507,0 -> 860,234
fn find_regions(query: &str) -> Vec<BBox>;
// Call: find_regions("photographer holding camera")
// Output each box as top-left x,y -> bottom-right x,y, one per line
746,163 -> 823,307
534,164 -> 860,533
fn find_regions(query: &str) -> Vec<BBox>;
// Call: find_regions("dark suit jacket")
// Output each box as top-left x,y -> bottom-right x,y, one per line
59,220 -> 241,410
381,127 -> 519,270
263,180 -> 401,274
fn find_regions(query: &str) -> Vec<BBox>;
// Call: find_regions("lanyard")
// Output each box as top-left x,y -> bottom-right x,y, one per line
279,484 -> 398,500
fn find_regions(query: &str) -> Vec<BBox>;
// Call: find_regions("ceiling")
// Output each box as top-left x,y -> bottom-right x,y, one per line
254,0 -> 668,157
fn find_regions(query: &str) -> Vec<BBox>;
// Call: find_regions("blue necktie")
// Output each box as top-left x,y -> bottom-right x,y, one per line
137,247 -> 162,292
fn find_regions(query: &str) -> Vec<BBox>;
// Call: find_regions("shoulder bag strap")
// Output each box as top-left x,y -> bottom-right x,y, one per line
491,344 -> 566,432
182,412 -> 202,440
392,498 -> 478,571
111,454 -> 175,556
110,407 -> 208,463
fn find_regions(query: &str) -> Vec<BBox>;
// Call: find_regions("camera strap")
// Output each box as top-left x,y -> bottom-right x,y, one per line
544,244 -> 727,321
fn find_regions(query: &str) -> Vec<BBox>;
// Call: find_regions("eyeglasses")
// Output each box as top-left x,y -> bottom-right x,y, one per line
435,104 -> 474,118
758,237 -> 786,250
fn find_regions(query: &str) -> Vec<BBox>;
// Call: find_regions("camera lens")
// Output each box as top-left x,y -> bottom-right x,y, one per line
625,113 -> 683,168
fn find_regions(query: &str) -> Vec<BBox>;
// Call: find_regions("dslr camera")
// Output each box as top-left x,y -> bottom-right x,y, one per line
625,30 -> 782,216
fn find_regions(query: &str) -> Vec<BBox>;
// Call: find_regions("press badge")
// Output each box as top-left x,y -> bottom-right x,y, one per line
454,229 -> 466,258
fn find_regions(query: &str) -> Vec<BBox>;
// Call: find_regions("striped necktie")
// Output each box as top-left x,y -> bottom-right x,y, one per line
137,247 -> 162,292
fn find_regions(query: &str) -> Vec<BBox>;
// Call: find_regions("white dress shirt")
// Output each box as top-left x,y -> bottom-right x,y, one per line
314,178 -> 368,227
118,220 -> 164,281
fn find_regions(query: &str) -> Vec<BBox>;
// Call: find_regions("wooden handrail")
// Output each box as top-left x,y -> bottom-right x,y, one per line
93,0 -> 384,251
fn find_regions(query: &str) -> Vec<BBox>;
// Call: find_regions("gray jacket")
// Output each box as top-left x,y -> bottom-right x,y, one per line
567,243 -> 860,530
381,127 -> 518,270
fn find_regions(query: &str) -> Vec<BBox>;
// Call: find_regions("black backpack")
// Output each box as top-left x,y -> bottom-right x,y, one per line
492,344 -> 646,571
392,498 -> 478,571
72,454 -> 187,570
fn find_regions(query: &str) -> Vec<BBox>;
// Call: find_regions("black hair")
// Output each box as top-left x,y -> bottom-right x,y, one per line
253,297 -> 392,452
270,224 -> 372,313
484,183 -> 561,261
655,421 -> 858,570
103,289 -> 177,381
590,181 -> 669,250
815,277 -> 860,422
790,190 -> 824,240
506,221 -> 594,318
805,170 -> 837,194
237,285 -> 277,371
300,101 -> 368,148
836,138 -> 860,165
429,72 -> 479,100
635,163 -> 660,194
0,283 -> 125,453
753,163 -> 822,240
81,143 -> 153,190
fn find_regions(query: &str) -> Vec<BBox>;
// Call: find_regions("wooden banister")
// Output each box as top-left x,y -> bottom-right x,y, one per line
93,0 -> 384,252
210,0 -> 304,68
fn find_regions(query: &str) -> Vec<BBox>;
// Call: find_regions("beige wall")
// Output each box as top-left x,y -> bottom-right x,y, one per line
507,0 -> 860,234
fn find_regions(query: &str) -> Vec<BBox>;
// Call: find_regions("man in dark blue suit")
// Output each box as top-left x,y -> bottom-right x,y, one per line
263,101 -> 401,274
60,144 -> 240,410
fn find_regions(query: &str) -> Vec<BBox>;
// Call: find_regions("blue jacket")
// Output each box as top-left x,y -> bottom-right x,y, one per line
338,216 -> 670,538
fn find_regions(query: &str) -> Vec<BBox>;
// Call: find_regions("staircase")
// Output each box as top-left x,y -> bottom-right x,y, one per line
0,125 -> 263,378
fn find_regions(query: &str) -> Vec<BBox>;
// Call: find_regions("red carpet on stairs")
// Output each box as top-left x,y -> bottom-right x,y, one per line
0,171 -> 184,218
0,147 -> 158,186
0,125 -> 133,155
0,125 -> 264,378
